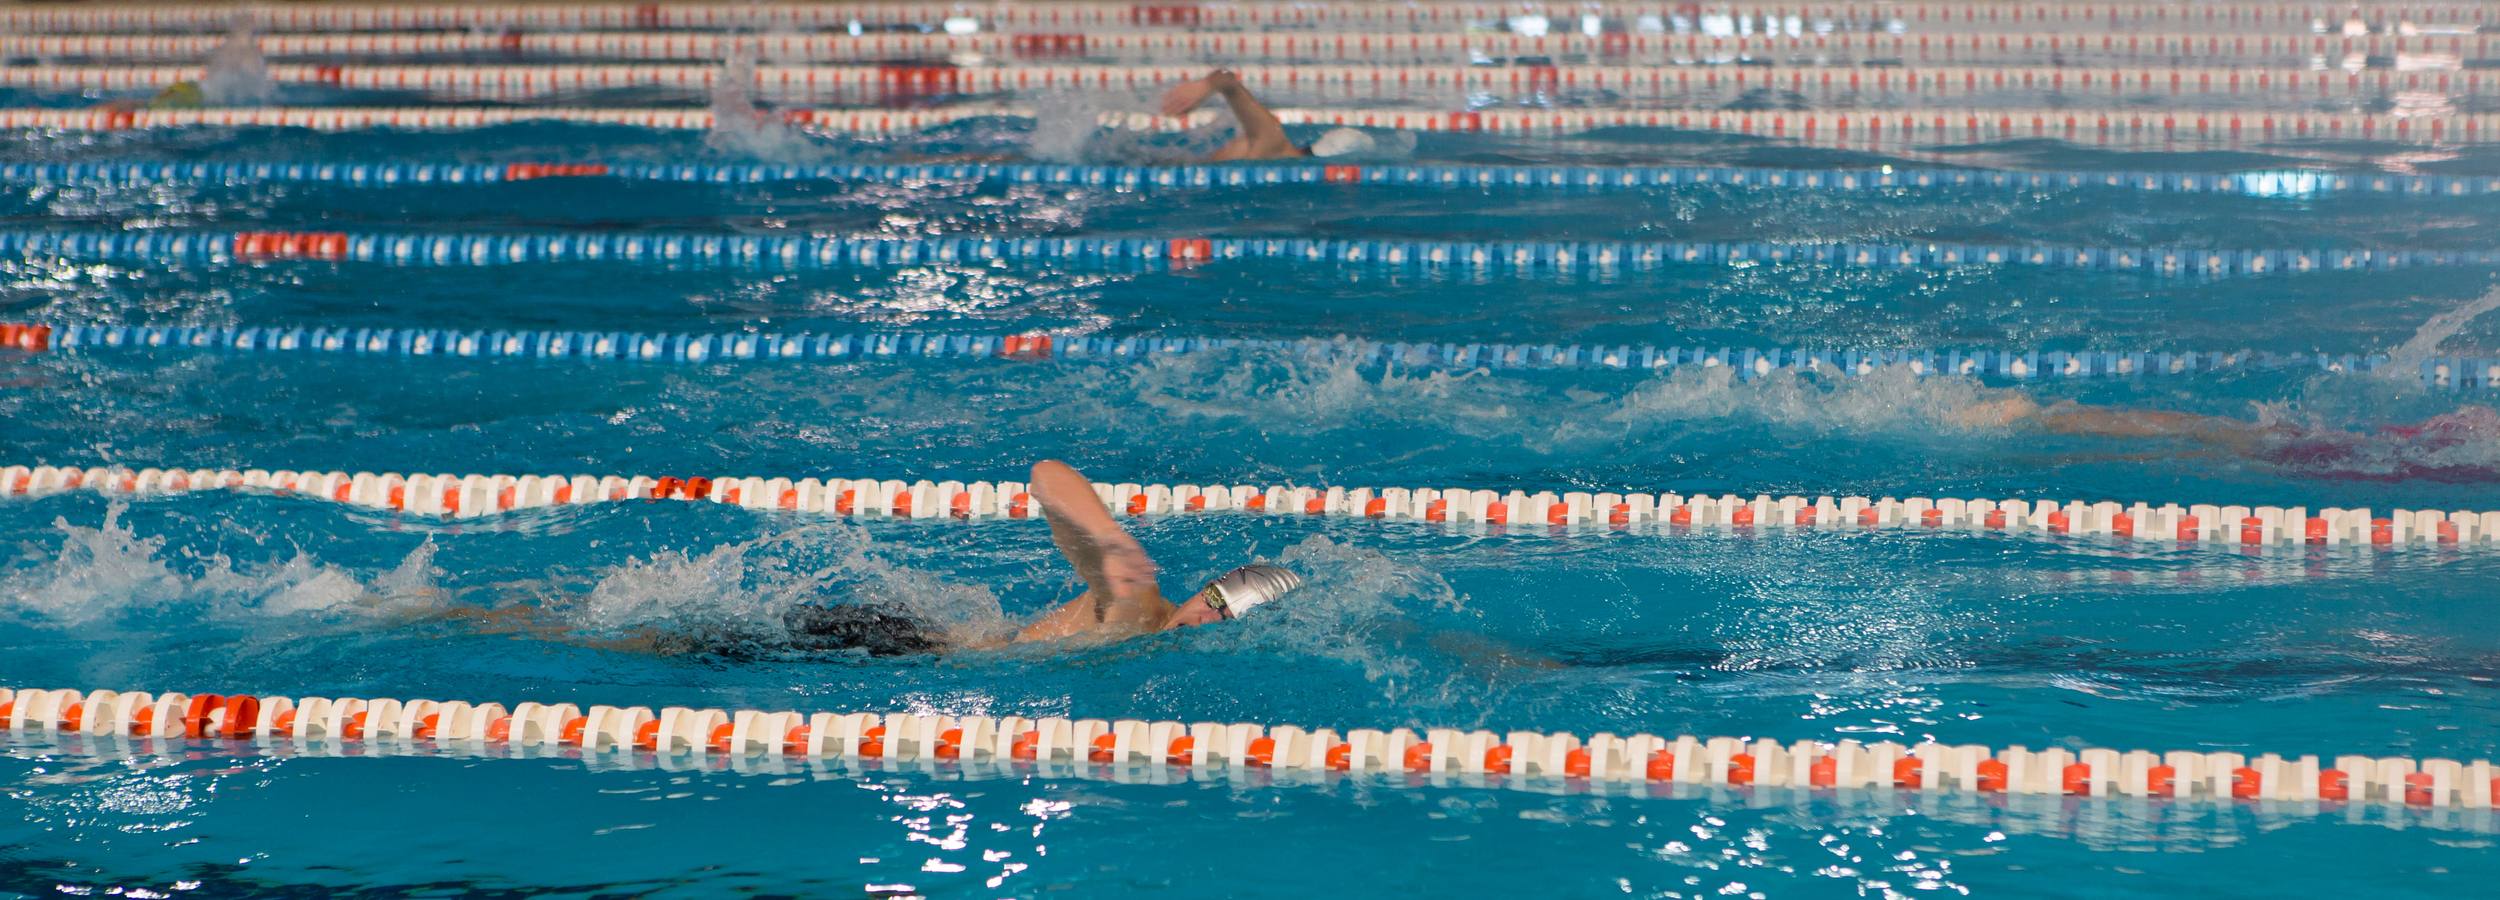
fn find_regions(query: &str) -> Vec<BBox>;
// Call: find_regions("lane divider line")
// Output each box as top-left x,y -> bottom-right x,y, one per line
2,106 -> 2492,148
11,63 -> 2495,104
4,229 -> 2485,277
16,322 -> 2498,389
0,2 -> 2489,33
1,463 -> 2491,550
3,685 -> 2490,811
14,730 -> 2497,839
6,30 -> 2497,66
5,159 -> 2489,199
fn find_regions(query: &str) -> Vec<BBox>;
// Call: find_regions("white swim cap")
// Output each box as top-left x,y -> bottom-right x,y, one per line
1309,128 -> 1376,158
1199,564 -> 1303,619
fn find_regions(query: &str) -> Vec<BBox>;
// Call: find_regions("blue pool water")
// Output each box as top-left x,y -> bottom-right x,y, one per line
6,75 -> 2500,898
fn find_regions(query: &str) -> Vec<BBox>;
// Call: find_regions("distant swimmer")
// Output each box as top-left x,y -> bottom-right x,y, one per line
93,80 -> 204,113
1158,68 -> 1376,162
148,81 -> 204,109
443,460 -> 1305,657
1953,394 -> 2500,482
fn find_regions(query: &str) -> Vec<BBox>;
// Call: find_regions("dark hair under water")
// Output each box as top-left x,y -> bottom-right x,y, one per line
651,604 -> 948,659
779,603 -> 948,657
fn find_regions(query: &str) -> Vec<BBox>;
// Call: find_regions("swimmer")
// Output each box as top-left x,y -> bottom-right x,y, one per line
1954,393 -> 2500,482
92,80 -> 204,113
1159,68 -> 1377,161
440,460 -> 1304,657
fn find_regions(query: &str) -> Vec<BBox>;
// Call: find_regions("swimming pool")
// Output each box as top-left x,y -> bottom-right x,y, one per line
6,2 -> 2500,897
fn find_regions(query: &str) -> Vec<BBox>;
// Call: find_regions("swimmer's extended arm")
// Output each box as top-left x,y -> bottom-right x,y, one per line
2035,404 -> 2264,448
1027,460 -> 1164,624
1953,394 -> 2268,455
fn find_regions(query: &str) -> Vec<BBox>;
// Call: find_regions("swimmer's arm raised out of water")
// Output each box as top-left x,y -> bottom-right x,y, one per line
1016,460 -> 1174,642
1163,69 -> 1303,162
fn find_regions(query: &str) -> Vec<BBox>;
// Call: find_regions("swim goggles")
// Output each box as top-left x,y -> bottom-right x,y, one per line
1196,564 -> 1304,620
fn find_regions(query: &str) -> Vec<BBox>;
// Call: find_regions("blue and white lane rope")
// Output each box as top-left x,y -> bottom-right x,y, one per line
4,160 -> 2490,199
16,322 -> 2498,389
7,229 -> 2492,278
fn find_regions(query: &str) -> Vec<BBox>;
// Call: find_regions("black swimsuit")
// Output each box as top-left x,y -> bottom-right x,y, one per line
653,604 -> 947,658
779,604 -> 947,656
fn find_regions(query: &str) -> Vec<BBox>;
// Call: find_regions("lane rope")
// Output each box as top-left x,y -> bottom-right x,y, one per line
5,159 -> 2487,199
5,30 -> 2495,65
9,728 -> 2494,839
2,463 -> 2493,550
9,63 -> 2492,104
14,322 -> 2498,390
2,228 -> 2488,278
3,685 -> 2491,812
3,106 -> 2492,148
0,3 -> 2489,33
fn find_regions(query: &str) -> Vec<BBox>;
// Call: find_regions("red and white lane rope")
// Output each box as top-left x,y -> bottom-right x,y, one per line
3,685 -> 2491,811
5,30 -> 2495,66
11,63 -> 2491,104
0,3 -> 2488,33
4,106 -> 2492,148
2,464 -> 2492,550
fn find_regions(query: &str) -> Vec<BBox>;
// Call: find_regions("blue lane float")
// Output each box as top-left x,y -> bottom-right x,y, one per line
1,160 -> 2494,198
3,228 -> 2493,278
27,322 -> 2500,390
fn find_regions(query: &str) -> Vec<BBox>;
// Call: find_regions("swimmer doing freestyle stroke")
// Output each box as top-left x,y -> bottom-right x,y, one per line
1950,392 -> 2500,482
1157,68 -> 1378,161
443,460 -> 1305,657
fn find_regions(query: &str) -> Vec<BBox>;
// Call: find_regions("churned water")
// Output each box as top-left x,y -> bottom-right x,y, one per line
3,75 -> 2500,897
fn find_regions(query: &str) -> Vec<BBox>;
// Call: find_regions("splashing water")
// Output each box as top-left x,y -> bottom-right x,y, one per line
1126,346 -> 1533,436
198,26 -> 276,105
576,524 -> 1011,650
1,506 -> 182,624
0,506 -> 446,625
1594,363 -> 2028,437
2381,284 -> 2500,377
2269,283 -> 2500,432
1166,535 -> 1465,700
703,45 -> 817,160
1021,89 -> 1213,165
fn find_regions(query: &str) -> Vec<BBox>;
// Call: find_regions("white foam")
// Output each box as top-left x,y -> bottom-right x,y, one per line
1126,344 -> 1537,437
575,524 -> 1012,649
1598,363 -> 2025,435
199,25 -> 275,106
1176,534 -> 1463,693
1021,89 -> 1216,165
703,45 -> 817,161
0,505 -> 447,624
0,505 -> 182,624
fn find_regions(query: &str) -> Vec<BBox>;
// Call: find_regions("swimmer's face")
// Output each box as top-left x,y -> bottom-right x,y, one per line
1159,588 -> 1228,630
